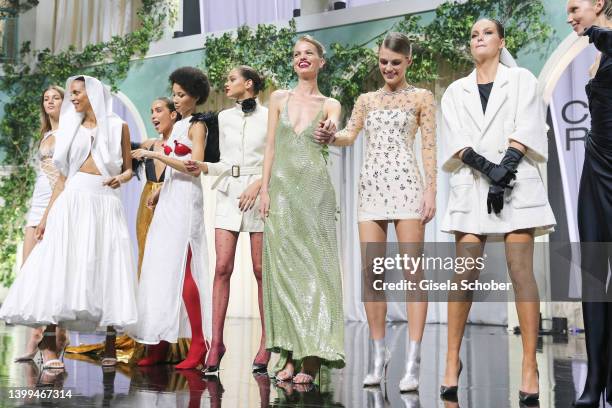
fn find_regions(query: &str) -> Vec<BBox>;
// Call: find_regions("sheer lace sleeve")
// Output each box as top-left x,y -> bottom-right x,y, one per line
334,93 -> 368,146
418,89 -> 437,192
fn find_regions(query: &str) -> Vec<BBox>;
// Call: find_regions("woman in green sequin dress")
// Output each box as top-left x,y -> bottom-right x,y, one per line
259,35 -> 345,384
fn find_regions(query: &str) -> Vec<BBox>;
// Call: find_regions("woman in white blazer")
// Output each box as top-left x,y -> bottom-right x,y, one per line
439,19 -> 555,404
187,66 -> 269,374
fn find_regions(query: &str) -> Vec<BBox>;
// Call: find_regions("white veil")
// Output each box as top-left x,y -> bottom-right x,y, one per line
53,75 -> 124,178
500,47 -> 518,68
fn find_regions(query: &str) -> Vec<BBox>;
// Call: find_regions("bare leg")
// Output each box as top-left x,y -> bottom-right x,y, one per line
205,229 -> 239,367
276,352 -> 295,381
396,219 -> 426,392
15,228 -> 44,361
249,232 -> 270,365
395,219 -> 427,342
442,232 -> 486,387
55,326 -> 69,353
295,356 -> 321,384
39,325 -> 62,368
359,220 -> 389,340
505,229 -> 539,394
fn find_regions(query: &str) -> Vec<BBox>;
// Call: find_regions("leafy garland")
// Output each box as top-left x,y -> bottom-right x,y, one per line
203,0 -> 553,115
0,0 -> 176,286
0,0 -> 39,18
0,0 -> 553,286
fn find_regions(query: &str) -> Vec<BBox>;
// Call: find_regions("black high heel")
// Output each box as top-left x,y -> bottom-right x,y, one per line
202,348 -> 225,376
518,369 -> 539,405
252,362 -> 268,374
440,359 -> 463,399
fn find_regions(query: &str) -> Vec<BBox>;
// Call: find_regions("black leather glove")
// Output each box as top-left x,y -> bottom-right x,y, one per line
487,184 -> 505,214
461,147 -> 516,187
486,147 -> 525,214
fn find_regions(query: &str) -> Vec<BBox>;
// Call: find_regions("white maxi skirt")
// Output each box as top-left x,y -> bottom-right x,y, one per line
0,172 -> 138,331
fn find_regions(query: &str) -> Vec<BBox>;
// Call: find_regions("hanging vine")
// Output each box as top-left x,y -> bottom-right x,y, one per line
0,0 -> 177,286
203,0 -> 553,113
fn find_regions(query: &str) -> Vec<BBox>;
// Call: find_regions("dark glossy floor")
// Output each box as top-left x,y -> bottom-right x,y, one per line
0,319 -> 604,407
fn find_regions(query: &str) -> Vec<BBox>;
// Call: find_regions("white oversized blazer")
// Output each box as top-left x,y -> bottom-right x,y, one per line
208,102 -> 267,232
440,64 -> 556,236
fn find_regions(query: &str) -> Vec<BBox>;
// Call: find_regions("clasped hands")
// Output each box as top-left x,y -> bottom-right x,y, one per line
486,164 -> 516,215
313,119 -> 337,144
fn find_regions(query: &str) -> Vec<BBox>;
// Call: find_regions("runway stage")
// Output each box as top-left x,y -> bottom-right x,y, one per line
0,319 -> 596,407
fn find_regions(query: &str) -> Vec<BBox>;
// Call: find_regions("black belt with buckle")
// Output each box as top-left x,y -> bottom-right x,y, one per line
231,165 -> 240,177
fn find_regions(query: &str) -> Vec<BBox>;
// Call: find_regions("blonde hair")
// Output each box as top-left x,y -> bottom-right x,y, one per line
296,35 -> 326,57
40,85 -> 64,137
597,0 -> 612,18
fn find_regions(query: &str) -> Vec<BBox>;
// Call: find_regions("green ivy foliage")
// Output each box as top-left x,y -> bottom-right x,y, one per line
204,20 -> 298,91
203,0 -> 552,114
398,0 -> 555,83
0,0 -> 39,18
0,0 -> 176,286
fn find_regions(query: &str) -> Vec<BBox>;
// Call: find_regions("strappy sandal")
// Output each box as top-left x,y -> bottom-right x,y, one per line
101,330 -> 118,367
293,372 -> 314,384
275,367 -> 294,382
40,332 -> 66,370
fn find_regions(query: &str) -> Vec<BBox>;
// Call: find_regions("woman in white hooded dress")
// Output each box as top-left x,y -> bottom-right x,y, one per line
0,75 -> 138,370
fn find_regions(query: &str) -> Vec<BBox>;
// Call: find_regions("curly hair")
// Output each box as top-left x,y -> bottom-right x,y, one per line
169,67 -> 211,105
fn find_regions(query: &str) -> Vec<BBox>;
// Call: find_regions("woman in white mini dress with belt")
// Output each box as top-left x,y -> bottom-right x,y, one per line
187,65 -> 269,374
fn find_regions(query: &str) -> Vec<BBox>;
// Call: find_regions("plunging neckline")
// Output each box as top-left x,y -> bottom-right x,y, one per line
283,93 -> 326,136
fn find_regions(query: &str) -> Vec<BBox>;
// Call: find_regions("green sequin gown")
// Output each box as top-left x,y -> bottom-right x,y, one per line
263,97 -> 345,373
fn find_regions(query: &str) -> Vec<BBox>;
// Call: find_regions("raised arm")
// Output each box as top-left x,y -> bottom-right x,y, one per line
133,122 -> 207,177
331,93 -> 367,146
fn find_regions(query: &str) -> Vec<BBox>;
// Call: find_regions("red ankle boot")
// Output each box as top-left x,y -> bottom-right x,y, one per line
137,341 -> 169,366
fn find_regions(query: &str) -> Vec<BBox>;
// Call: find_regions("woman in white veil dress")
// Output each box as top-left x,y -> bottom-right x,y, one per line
0,75 -> 138,370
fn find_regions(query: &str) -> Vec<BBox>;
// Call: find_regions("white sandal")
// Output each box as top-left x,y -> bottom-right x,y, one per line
40,332 -> 66,370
